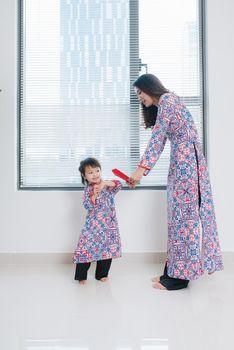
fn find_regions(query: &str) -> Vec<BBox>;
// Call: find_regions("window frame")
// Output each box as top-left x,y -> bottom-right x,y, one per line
17,0 -> 207,191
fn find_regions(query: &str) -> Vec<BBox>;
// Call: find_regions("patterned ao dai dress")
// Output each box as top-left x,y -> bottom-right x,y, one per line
73,180 -> 122,263
139,92 -> 224,280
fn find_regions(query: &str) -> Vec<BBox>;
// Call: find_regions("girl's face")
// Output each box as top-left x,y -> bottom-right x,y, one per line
134,87 -> 156,107
84,166 -> 102,184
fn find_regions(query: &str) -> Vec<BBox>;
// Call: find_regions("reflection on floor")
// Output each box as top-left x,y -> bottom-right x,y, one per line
0,259 -> 232,350
26,337 -> 168,350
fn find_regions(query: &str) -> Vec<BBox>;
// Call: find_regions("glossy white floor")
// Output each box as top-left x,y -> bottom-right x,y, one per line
0,258 -> 232,350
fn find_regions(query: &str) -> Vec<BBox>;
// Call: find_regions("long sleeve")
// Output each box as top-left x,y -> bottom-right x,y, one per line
109,180 -> 122,195
138,99 -> 172,176
83,185 -> 96,210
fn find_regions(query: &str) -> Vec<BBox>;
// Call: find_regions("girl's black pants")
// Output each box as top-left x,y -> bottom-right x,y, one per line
74,258 -> 112,281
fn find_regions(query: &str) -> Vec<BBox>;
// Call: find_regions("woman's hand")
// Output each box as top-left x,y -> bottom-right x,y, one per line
127,167 -> 145,188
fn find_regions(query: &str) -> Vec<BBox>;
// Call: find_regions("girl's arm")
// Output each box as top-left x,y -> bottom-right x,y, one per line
105,180 -> 122,195
103,180 -> 116,187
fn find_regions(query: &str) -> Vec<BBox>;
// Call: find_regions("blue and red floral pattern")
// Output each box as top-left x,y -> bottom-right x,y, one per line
73,180 -> 122,263
139,93 -> 224,280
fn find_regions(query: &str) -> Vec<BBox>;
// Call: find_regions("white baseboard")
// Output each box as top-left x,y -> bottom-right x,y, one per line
0,252 -> 233,265
0,252 -> 167,264
0,252 -> 73,265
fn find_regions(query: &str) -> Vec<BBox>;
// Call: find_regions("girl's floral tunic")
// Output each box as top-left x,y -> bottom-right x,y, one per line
139,93 -> 224,280
73,180 -> 122,263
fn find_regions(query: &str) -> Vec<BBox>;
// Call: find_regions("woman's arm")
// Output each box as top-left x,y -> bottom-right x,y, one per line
127,166 -> 145,188
128,100 -> 172,187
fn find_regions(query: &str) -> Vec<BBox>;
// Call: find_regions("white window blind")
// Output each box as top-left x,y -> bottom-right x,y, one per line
19,0 -> 204,189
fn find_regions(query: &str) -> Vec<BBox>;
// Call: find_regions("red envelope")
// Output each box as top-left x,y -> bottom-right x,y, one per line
112,168 -> 129,181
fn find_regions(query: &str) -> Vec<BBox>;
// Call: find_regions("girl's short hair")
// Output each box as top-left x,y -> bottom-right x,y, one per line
78,157 -> 101,185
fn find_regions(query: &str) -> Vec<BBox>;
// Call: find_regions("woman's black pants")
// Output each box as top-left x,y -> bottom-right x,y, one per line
159,263 -> 190,290
74,258 -> 112,281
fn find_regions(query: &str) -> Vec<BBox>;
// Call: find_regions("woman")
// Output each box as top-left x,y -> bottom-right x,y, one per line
128,74 -> 223,291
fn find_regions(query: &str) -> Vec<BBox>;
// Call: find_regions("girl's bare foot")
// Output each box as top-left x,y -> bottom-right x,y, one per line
100,277 -> 108,282
79,280 -> 86,285
151,276 -> 160,283
152,281 -> 167,290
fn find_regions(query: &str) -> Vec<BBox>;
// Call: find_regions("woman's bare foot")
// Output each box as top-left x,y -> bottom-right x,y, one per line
100,277 -> 108,282
79,280 -> 86,285
151,276 -> 160,283
152,281 -> 167,290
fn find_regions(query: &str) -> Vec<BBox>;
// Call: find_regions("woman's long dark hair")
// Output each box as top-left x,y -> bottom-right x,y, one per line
78,157 -> 101,185
133,74 -> 169,128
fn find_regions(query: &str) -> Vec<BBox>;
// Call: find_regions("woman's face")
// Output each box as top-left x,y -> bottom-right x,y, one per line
134,87 -> 155,107
84,166 -> 102,184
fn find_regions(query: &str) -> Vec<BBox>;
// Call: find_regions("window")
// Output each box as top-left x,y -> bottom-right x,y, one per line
18,0 -> 204,189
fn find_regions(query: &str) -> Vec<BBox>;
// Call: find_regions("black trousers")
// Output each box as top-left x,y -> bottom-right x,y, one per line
74,258 -> 112,281
159,263 -> 189,290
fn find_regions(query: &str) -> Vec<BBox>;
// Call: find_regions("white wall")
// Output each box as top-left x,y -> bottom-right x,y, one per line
0,0 -> 233,255
206,0 -> 234,251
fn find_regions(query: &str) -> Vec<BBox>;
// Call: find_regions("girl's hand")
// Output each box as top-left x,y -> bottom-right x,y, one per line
103,180 -> 115,187
98,180 -> 105,191
93,181 -> 105,195
127,167 -> 145,188
93,185 -> 99,196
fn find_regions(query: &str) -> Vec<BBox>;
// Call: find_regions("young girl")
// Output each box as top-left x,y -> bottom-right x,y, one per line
73,157 -> 122,284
